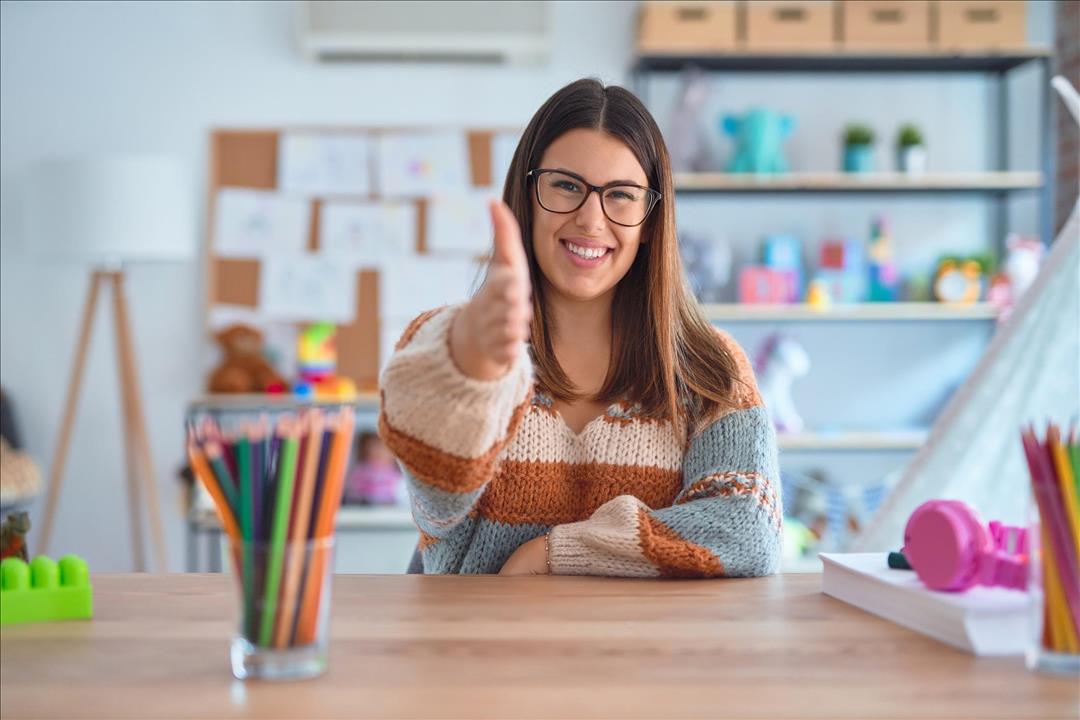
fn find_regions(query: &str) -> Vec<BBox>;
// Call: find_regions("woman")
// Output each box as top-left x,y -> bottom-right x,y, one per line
378,78 -> 781,576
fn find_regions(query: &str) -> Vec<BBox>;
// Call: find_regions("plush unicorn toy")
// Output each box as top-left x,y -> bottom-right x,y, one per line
754,334 -> 810,433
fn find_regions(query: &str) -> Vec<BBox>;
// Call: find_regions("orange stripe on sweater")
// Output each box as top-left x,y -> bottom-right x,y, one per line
378,392 -> 532,494
394,307 -> 444,351
679,471 -> 782,525
636,509 -> 725,578
476,460 -> 682,525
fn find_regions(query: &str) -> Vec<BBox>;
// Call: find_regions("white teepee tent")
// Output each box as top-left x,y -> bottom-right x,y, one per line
855,78 -> 1080,551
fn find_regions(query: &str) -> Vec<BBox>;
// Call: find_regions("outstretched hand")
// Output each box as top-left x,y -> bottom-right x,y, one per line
449,200 -> 533,380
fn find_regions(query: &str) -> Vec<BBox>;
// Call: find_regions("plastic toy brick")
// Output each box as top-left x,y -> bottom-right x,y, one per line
0,555 -> 93,625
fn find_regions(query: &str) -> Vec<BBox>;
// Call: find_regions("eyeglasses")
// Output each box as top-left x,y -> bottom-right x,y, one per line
526,168 -> 661,228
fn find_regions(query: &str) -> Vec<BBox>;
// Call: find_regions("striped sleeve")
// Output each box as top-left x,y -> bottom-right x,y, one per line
545,330 -> 782,578
377,305 -> 533,539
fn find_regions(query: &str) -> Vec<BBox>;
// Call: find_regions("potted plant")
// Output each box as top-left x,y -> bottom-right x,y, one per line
842,124 -> 875,173
897,123 -> 927,175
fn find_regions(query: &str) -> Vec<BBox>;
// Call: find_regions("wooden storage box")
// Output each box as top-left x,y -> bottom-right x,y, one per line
744,1 -> 836,52
841,1 -> 932,49
936,1 -> 1026,51
637,1 -> 738,53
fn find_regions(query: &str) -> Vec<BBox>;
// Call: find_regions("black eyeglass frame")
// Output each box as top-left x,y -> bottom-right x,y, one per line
526,168 -> 662,228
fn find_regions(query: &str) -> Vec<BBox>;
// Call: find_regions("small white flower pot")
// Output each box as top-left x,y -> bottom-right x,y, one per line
899,145 -> 927,176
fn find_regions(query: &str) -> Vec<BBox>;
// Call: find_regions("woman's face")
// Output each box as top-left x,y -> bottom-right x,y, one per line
530,128 -> 650,305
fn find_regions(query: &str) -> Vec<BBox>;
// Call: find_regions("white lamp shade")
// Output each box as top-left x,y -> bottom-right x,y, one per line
22,155 -> 197,263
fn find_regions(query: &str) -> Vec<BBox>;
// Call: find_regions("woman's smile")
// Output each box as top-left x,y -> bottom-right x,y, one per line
559,237 -> 614,268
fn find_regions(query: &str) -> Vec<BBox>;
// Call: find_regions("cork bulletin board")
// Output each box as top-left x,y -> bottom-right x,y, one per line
204,127 -> 513,391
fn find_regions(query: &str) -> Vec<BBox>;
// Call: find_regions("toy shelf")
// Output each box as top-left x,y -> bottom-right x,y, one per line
190,503 -> 414,532
633,49 -> 1053,75
703,302 -> 999,322
675,171 -> 1043,195
188,393 -> 380,410
778,430 -> 928,451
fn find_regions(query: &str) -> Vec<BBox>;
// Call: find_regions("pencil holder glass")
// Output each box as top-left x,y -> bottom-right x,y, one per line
1026,505 -> 1080,675
229,537 -> 335,681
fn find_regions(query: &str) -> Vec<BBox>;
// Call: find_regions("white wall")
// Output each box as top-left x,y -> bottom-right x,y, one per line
0,0 -> 1056,571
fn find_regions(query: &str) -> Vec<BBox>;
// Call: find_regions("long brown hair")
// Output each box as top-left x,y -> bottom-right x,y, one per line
501,78 -> 742,435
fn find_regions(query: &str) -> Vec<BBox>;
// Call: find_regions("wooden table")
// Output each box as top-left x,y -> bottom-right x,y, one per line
1,574 -> 1076,719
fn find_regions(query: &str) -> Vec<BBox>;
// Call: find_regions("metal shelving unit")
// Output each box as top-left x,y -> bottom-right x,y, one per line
632,49 -> 1055,246
702,302 -> 999,322
778,430 -> 928,452
674,170 -> 1042,195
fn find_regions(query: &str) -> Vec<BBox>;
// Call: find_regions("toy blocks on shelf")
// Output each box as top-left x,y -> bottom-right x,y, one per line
0,555 -> 93,625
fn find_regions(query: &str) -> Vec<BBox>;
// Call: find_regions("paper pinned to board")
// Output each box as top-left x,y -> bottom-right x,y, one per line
375,132 -> 470,197
259,254 -> 356,324
378,256 -> 485,368
319,201 -> 417,268
489,131 -> 520,190
214,188 -> 311,258
425,191 -> 493,255
278,133 -> 372,197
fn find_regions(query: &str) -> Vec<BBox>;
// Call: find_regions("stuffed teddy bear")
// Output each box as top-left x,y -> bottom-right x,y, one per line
207,324 -> 288,394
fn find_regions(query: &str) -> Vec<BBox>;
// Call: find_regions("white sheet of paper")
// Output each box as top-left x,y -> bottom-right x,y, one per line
278,133 -> 372,196
319,201 -> 416,268
425,191 -> 493,255
375,132 -> 470,197
490,131 -> 520,190
379,257 -> 485,369
259,254 -> 356,323
380,257 -> 483,320
214,188 -> 311,258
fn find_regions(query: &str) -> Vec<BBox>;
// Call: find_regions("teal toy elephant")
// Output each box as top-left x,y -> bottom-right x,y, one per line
722,109 -> 795,174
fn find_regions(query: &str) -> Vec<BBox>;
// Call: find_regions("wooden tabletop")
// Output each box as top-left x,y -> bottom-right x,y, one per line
1,574 -> 1076,719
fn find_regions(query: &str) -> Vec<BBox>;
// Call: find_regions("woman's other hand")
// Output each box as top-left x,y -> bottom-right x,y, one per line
498,534 -> 550,575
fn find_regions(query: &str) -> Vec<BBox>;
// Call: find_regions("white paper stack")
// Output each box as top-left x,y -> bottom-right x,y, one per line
820,553 -> 1029,656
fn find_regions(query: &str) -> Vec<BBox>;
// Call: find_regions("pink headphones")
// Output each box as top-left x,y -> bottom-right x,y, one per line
903,500 -> 1028,592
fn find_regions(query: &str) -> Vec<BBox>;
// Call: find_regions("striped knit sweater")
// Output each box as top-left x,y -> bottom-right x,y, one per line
377,305 -> 782,577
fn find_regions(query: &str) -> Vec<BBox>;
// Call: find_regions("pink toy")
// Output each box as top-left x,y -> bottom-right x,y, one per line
739,266 -> 791,304
903,500 -> 1028,592
344,431 -> 403,505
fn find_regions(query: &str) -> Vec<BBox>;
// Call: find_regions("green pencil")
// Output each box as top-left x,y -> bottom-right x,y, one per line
204,441 -> 238,511
237,430 -> 255,640
258,420 -> 299,647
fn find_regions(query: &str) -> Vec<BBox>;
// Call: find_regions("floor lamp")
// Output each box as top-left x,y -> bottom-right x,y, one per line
23,156 -> 195,572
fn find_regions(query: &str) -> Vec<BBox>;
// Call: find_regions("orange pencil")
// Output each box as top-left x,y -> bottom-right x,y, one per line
273,410 -> 324,648
295,409 -> 354,643
187,439 -> 241,542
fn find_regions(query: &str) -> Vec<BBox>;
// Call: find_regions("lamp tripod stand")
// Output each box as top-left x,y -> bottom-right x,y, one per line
38,267 -> 167,572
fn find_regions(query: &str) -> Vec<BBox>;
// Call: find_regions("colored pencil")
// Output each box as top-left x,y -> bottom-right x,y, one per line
236,427 -> 255,639
186,440 -> 240,541
1024,429 -> 1080,630
258,419 -> 300,647
274,410 -> 325,648
295,410 -> 354,644
203,439 -> 238,511
1049,427 -> 1080,560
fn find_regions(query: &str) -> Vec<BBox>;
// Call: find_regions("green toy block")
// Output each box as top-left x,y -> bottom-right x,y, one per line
0,555 -> 93,625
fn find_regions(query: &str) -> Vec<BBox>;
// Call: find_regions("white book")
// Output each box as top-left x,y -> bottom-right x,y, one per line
820,553 -> 1030,656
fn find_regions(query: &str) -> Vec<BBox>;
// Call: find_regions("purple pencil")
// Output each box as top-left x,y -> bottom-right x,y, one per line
1022,427 -> 1080,633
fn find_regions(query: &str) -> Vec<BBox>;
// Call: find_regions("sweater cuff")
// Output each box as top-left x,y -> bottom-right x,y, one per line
546,496 -> 656,577
379,305 -> 533,462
